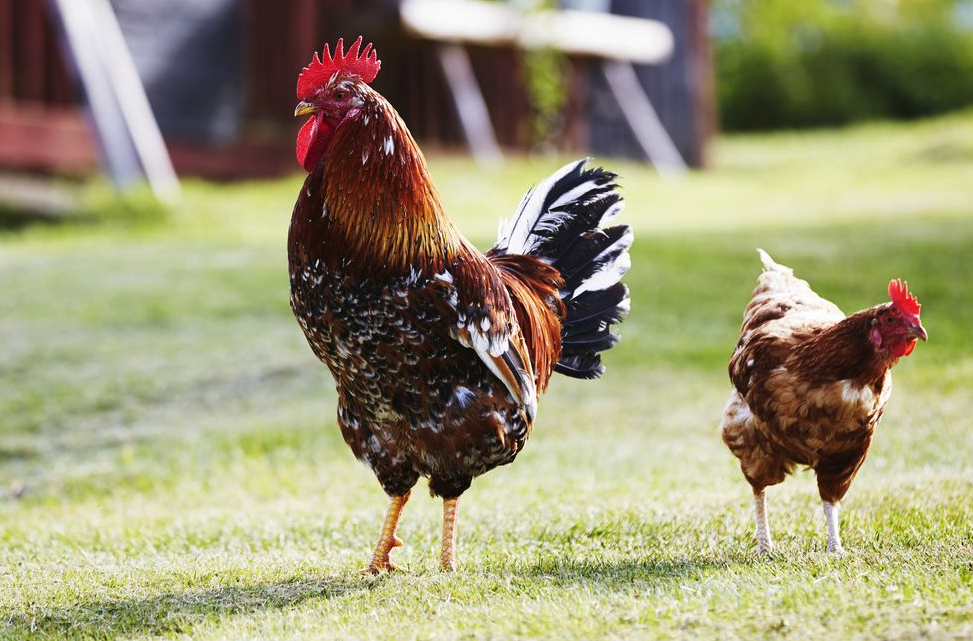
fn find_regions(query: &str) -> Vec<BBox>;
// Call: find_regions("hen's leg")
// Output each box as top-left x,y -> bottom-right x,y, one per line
440,497 -> 460,572
753,489 -> 773,554
822,501 -> 844,554
362,491 -> 411,575
816,455 -> 864,554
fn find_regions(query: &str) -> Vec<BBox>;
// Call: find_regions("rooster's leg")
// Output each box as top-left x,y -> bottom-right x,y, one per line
754,489 -> 773,554
362,491 -> 411,575
440,497 -> 460,572
822,501 -> 844,554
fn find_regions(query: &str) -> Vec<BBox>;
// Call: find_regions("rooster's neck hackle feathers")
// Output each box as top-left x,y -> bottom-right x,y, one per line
306,86 -> 465,278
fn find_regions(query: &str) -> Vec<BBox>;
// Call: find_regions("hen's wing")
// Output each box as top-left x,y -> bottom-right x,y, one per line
729,250 -> 846,398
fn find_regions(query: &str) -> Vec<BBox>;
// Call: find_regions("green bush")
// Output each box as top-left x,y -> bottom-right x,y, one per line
715,0 -> 973,130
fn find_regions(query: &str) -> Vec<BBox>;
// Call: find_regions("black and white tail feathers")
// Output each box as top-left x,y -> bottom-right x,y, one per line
492,159 -> 632,379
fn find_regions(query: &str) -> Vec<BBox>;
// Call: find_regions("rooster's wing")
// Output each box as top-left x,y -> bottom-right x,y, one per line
431,253 -> 539,422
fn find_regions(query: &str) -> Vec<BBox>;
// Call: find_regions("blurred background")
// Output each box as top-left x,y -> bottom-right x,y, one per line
2,0 -> 972,190
1,2 -> 972,637
0,0 -> 716,185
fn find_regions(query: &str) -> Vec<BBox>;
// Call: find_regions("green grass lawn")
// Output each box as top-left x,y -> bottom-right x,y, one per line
1,111 -> 972,640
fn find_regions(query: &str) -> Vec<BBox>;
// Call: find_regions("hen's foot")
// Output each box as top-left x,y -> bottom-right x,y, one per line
822,501 -> 844,555
753,490 -> 773,556
360,557 -> 401,575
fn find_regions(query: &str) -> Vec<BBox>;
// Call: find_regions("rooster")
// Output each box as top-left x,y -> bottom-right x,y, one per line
721,250 -> 926,554
288,38 -> 631,572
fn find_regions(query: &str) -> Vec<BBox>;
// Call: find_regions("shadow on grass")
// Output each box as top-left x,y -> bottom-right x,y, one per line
520,554 -> 733,585
0,573 -> 370,640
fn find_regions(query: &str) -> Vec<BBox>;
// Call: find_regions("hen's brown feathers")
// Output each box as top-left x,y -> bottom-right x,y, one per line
721,251 -> 903,503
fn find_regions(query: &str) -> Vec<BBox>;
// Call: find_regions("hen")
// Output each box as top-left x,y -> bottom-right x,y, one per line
288,38 -> 632,572
721,250 -> 926,554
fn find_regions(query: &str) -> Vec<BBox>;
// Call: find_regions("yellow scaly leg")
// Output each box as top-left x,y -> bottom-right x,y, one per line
361,491 -> 410,575
440,497 -> 460,572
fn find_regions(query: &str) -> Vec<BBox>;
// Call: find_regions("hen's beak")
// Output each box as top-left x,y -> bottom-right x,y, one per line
294,101 -> 316,117
909,321 -> 928,342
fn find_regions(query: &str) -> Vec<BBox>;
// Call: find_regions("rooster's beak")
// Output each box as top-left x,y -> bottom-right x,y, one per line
294,101 -> 316,117
909,321 -> 928,342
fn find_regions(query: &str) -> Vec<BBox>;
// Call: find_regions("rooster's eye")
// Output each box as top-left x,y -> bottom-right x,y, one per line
333,91 -> 345,101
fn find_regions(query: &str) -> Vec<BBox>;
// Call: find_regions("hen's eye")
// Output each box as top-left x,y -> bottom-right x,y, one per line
333,91 -> 345,100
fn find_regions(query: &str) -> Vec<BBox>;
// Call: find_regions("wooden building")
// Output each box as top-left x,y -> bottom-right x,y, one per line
0,0 -> 713,179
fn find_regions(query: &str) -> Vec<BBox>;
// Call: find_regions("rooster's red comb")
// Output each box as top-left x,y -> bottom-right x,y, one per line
297,36 -> 380,99
888,279 -> 921,316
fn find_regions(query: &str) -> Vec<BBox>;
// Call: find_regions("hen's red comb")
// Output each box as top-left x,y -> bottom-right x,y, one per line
889,279 -> 921,315
297,36 -> 380,99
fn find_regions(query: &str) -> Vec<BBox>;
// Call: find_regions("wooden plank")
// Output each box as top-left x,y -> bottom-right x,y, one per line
601,60 -> 686,175
583,0 -> 708,168
0,102 -> 97,172
47,0 -> 142,187
110,0 -> 242,143
167,140 -> 295,180
245,0 -> 316,124
0,173 -> 79,219
436,44 -> 501,164
46,9 -> 76,106
0,0 -> 12,100
401,0 -> 673,63
20,0 -> 47,100
242,0 -> 274,121
0,102 -> 297,179
291,0 -> 317,68
86,0 -> 180,201
403,0 -> 518,46
688,0 -> 715,167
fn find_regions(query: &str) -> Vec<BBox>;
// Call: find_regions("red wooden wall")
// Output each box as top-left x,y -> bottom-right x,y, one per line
0,0 -> 713,178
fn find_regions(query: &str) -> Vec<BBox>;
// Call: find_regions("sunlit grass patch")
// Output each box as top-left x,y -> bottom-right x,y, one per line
1,111 -> 972,640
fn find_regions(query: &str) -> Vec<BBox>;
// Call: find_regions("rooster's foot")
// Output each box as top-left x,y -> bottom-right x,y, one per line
360,558 -> 401,575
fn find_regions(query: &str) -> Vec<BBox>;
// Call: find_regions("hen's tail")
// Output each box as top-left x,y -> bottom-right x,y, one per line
492,159 -> 632,379
742,249 -> 844,335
